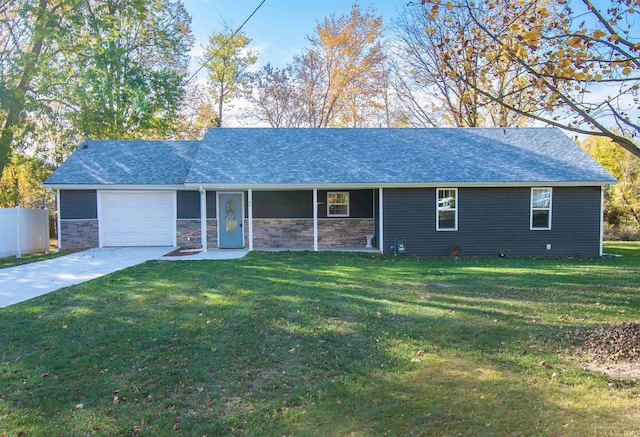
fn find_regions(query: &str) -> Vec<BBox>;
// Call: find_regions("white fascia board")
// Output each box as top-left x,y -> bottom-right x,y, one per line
46,181 -> 616,191
44,184 -> 187,190
184,181 -> 616,190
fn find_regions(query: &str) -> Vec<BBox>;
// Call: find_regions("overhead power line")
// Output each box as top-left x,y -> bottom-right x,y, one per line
184,0 -> 267,85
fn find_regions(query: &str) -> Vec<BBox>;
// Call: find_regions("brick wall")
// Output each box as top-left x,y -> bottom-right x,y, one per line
318,218 -> 374,249
253,219 -> 314,248
176,219 -> 201,248
60,219 -> 99,249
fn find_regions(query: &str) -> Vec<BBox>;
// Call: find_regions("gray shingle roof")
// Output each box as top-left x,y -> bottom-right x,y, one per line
186,128 -> 615,185
45,140 -> 199,185
45,128 -> 616,187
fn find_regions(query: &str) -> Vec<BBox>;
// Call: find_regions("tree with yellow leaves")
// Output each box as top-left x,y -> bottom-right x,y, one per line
421,0 -> 640,157
203,27 -> 257,128
582,135 -> 640,229
293,3 -> 387,127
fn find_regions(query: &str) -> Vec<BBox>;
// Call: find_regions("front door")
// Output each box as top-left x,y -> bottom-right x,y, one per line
218,193 -> 244,248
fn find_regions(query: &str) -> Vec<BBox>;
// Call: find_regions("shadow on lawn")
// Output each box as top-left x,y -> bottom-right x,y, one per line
0,251 -> 638,435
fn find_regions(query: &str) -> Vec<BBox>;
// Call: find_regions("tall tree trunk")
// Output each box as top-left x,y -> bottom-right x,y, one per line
217,97 -> 223,128
0,0 -> 48,176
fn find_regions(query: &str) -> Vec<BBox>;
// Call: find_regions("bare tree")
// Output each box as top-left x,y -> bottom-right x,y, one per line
174,83 -> 219,140
392,1 -> 537,128
245,64 -> 304,127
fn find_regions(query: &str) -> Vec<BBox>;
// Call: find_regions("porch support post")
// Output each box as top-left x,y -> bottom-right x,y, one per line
199,186 -> 207,252
313,189 -> 318,251
56,189 -> 62,250
248,189 -> 254,251
378,188 -> 384,253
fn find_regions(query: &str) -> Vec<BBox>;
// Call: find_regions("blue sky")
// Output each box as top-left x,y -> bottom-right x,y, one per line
183,0 -> 407,75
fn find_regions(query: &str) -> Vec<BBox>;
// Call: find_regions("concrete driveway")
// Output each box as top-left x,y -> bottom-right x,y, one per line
0,247 -> 170,308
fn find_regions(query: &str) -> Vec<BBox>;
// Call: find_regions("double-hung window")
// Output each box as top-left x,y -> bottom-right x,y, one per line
436,188 -> 458,231
531,188 -> 552,230
327,192 -> 349,217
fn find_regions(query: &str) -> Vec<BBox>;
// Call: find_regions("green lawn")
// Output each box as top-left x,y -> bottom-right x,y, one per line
1,243 -> 639,436
0,244 -> 64,269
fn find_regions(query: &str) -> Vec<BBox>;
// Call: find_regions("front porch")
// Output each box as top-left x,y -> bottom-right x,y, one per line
175,188 -> 384,253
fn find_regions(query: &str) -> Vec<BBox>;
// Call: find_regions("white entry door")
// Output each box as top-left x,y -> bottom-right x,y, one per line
100,191 -> 175,247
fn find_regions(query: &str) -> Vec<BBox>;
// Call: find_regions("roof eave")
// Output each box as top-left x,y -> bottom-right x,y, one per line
184,180 -> 617,190
43,183 -> 188,190
44,180 -> 617,191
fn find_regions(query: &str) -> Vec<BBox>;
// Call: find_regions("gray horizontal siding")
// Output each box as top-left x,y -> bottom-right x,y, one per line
60,190 -> 97,220
207,191 -> 216,219
318,189 -> 374,219
383,187 -> 602,257
177,190 -> 217,219
251,189 -> 375,219
177,191 -> 200,219
253,191 -> 313,218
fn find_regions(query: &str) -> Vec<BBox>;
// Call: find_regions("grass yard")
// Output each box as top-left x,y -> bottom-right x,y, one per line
0,241 -> 64,269
1,242 -> 639,436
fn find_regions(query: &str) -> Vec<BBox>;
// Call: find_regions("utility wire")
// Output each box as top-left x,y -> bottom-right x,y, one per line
184,0 -> 267,85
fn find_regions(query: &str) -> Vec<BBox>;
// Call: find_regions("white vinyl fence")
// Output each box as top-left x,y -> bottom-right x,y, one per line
0,207 -> 50,258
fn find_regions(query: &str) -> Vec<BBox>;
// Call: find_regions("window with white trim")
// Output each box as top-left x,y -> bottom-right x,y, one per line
436,188 -> 457,231
531,188 -> 552,230
327,192 -> 349,217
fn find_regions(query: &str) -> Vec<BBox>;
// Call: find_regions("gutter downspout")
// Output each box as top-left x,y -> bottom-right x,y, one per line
378,188 -> 384,254
313,189 -> 318,251
248,189 -> 253,251
55,189 -> 61,250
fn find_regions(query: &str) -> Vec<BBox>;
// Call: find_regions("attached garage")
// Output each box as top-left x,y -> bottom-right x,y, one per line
99,191 -> 175,247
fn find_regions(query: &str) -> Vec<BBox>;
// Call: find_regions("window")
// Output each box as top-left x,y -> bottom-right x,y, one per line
327,192 -> 349,217
437,188 -> 457,231
531,188 -> 552,230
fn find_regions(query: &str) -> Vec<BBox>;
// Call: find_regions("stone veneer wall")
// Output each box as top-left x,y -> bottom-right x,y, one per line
207,219 -> 218,248
176,219 -> 201,248
61,219 -> 99,249
318,218 -> 374,249
177,219 -> 221,248
252,219 -> 314,248
177,218 -> 374,249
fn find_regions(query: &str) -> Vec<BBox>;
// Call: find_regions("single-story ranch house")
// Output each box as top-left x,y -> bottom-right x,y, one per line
44,128 -> 616,257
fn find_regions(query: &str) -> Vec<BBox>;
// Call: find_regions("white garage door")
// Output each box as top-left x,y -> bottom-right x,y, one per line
100,191 -> 174,247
